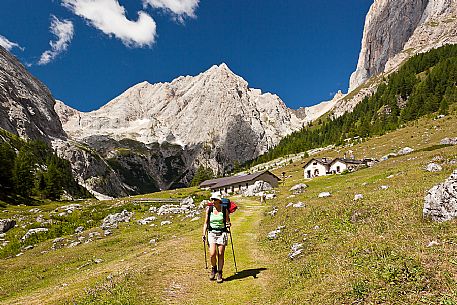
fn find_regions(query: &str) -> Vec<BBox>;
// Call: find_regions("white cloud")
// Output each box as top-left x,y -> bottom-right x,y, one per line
62,0 -> 157,48
143,0 -> 199,22
0,35 -> 24,52
38,15 -> 74,65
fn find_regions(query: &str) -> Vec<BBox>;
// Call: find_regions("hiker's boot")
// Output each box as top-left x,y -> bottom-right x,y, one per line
216,271 -> 223,283
209,266 -> 217,281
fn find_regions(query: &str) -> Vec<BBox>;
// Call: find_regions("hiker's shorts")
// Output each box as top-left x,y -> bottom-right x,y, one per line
208,231 -> 228,246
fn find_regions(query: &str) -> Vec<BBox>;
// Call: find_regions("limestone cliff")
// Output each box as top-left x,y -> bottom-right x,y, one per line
349,0 -> 457,92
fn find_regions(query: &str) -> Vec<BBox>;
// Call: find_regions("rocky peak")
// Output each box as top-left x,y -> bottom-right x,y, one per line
349,0 -> 457,92
55,64 -> 303,171
0,46 -> 67,142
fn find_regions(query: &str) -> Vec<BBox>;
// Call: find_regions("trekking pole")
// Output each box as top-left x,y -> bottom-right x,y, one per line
229,229 -> 238,274
203,233 -> 208,269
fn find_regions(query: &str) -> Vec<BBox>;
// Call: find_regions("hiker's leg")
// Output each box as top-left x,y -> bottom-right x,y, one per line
217,244 -> 225,271
209,243 -> 217,267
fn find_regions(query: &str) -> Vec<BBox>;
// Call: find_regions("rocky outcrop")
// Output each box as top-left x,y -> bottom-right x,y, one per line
0,46 -> 66,142
55,64 -> 304,173
424,170 -> 457,221
350,0 -> 457,91
0,219 -> 16,233
100,210 -> 133,230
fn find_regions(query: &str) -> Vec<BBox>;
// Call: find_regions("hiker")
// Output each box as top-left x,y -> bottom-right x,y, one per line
202,192 -> 231,283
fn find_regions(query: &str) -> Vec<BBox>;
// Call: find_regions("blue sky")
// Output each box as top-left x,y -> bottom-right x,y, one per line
0,0 -> 373,111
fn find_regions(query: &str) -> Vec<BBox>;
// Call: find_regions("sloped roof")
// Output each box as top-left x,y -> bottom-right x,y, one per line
302,158 -> 333,168
199,170 -> 280,189
331,158 -> 366,165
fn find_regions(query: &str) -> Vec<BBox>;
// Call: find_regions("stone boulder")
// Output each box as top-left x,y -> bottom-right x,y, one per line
440,138 -> 457,145
137,216 -> 156,225
318,192 -> 331,198
243,181 -> 273,197
380,153 -> 397,161
289,183 -> 308,194
354,194 -> 364,201
267,225 -> 285,240
425,163 -> 443,172
424,170 -> 457,222
21,228 -> 49,241
101,210 -> 133,230
288,243 -> 304,259
397,147 -> 414,155
0,219 -> 16,233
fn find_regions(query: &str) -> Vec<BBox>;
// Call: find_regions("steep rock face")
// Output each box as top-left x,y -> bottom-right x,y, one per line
349,0 -> 429,91
337,0 -> 457,117
56,64 -> 303,171
0,46 -> 66,142
80,136 -> 199,193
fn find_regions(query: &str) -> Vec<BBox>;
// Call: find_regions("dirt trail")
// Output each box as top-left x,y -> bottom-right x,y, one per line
155,198 -> 276,305
2,198 -> 276,305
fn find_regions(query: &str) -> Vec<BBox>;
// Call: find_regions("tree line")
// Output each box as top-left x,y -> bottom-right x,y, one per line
0,131 -> 92,202
246,44 -> 457,167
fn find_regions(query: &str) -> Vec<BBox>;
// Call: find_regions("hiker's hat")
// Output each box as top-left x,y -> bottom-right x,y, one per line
210,191 -> 222,201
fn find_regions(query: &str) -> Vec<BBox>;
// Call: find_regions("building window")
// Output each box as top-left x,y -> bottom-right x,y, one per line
314,169 -> 319,176
246,183 -> 249,188
313,162 -> 317,165
307,170 -> 311,178
337,166 -> 340,173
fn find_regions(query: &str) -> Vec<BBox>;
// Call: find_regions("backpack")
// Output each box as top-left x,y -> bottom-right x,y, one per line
221,198 -> 238,214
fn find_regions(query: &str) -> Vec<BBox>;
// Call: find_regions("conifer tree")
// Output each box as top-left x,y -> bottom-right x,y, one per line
12,147 -> 35,196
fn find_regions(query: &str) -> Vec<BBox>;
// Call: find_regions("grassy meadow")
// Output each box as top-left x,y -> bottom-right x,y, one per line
0,109 -> 456,304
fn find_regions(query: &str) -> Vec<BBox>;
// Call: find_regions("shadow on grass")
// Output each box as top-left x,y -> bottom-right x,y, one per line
0,190 -> 40,206
224,268 -> 267,282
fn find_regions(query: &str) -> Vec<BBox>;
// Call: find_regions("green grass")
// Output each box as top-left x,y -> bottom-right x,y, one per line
0,111 -> 456,304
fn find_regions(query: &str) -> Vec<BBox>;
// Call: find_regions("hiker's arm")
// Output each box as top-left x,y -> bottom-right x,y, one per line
226,212 -> 231,228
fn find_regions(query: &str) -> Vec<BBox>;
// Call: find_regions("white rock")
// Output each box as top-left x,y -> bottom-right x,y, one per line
292,202 -> 305,208
75,226 -> 84,234
318,192 -> 331,198
354,194 -> 364,201
424,170 -> 457,222
440,137 -> 457,145
288,243 -> 304,259
68,241 -> 81,248
425,163 -> 442,172
101,210 -> 133,230
427,240 -> 440,247
243,181 -> 273,197
21,228 -> 48,241
397,147 -> 414,155
137,216 -> 157,225
161,220 -> 172,226
380,185 -> 389,190
289,183 -> 308,194
29,208 -> 41,213
0,219 -> 16,234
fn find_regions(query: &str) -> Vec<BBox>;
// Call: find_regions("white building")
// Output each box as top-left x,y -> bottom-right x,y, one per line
303,158 -> 332,178
303,158 -> 370,178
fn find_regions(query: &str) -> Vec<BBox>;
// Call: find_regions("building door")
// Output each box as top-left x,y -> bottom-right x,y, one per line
307,170 -> 311,178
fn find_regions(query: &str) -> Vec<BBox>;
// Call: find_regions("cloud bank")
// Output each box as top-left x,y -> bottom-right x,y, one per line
39,15 -> 74,65
62,0 -> 157,47
0,35 -> 24,52
143,0 -> 199,22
